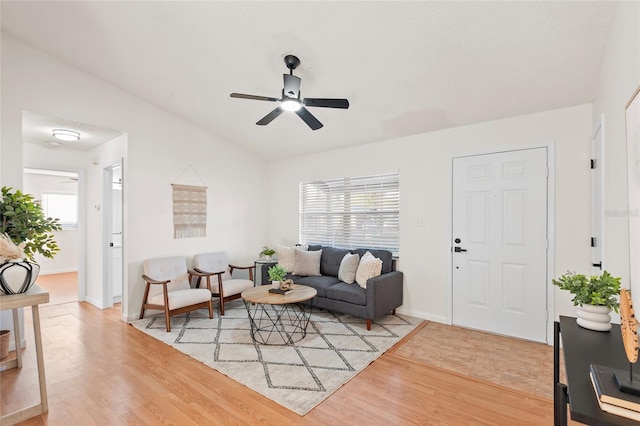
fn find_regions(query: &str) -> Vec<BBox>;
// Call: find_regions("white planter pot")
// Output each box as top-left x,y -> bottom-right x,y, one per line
576,304 -> 612,331
0,259 -> 40,294
271,280 -> 281,289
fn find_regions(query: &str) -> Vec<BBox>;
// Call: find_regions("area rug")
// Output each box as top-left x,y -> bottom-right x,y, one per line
130,300 -> 420,415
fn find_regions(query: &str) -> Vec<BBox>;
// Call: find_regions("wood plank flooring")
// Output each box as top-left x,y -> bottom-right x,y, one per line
0,274 -> 573,425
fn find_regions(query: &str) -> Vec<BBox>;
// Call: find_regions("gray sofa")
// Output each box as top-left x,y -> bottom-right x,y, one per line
287,245 -> 403,330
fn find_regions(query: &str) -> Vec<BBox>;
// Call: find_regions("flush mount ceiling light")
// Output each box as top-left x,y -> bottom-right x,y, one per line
52,129 -> 80,142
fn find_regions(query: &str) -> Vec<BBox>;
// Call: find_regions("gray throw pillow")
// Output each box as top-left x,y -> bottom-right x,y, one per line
338,252 -> 360,284
293,249 -> 322,276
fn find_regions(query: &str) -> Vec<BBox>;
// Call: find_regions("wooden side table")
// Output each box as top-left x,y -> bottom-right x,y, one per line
0,285 -> 49,425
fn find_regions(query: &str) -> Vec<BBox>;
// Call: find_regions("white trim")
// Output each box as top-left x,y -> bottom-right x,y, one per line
447,141 -> 556,344
39,268 -> 78,275
398,308 -> 446,324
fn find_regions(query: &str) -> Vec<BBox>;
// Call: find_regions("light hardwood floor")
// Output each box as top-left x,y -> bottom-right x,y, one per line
1,274 -> 573,425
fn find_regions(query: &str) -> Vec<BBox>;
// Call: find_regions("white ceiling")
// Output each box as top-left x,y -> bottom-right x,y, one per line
2,1 -> 615,160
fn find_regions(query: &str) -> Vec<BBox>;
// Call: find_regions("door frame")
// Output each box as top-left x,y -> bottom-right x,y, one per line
447,142 -> 556,344
101,161 -> 124,310
591,115 -> 605,275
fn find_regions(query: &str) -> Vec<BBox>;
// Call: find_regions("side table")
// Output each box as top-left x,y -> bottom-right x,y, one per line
0,285 -> 49,425
254,260 -> 277,286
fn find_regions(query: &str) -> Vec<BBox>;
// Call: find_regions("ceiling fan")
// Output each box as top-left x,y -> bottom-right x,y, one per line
230,55 -> 349,130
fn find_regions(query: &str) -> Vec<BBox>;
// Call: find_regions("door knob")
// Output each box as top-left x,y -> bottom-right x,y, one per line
454,247 -> 467,253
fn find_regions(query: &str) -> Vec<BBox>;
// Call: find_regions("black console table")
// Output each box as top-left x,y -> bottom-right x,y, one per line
555,315 -> 638,425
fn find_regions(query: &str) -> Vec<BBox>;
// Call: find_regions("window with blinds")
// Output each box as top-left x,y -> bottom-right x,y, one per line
299,172 -> 400,256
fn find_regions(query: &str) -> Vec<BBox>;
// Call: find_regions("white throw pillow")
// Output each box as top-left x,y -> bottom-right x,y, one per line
338,252 -> 360,284
355,251 -> 383,288
293,249 -> 322,276
276,246 -> 296,272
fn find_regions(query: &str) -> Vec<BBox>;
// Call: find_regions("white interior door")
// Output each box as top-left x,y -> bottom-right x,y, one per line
452,148 -> 548,342
103,162 -> 123,307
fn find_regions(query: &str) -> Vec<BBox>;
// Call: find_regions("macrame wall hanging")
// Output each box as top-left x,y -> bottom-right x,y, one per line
171,165 -> 207,239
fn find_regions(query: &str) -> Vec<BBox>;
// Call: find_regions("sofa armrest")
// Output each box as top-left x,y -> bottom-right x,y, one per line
365,271 -> 404,319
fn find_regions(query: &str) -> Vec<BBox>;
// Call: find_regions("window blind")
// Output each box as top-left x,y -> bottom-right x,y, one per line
299,172 -> 400,256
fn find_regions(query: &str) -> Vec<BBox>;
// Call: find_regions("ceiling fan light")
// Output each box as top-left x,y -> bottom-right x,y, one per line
281,100 -> 301,112
52,129 -> 80,142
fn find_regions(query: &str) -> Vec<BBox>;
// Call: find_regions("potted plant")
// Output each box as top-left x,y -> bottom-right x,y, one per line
0,186 -> 61,294
552,270 -> 621,331
259,246 -> 276,261
267,264 -> 288,289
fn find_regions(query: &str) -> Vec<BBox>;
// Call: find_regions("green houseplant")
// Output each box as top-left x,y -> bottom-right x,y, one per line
552,270 -> 621,331
0,186 -> 61,294
267,264 -> 288,283
259,246 -> 276,260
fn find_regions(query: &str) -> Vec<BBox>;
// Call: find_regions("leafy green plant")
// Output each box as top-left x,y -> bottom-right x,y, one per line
552,270 -> 621,312
0,186 -> 62,261
267,264 -> 288,282
260,246 -> 276,257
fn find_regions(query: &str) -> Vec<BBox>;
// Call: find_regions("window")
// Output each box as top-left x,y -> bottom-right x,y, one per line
299,172 -> 400,255
41,193 -> 78,230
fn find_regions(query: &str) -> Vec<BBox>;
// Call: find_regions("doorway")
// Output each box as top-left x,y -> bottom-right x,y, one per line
451,147 -> 550,342
22,168 -> 81,305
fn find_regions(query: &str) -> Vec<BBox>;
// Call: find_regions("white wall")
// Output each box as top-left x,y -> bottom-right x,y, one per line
591,2 -> 640,306
267,104 -> 593,324
22,171 -> 79,274
1,34 -> 269,322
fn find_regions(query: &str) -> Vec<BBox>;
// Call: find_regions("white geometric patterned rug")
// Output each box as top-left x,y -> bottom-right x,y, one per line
130,300 -> 421,415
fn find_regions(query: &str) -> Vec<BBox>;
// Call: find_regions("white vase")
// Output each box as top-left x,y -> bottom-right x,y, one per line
576,304 -> 612,331
271,280 -> 281,289
0,259 -> 40,294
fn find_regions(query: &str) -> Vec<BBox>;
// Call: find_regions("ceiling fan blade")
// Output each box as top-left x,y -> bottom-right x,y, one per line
230,93 -> 279,102
296,107 -> 323,130
283,74 -> 301,99
256,107 -> 284,126
303,98 -> 349,109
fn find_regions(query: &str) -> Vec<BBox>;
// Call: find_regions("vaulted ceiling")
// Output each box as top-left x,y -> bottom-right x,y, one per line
1,1 -> 615,159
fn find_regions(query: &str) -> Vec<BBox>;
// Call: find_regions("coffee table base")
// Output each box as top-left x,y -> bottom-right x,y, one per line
243,300 -> 313,345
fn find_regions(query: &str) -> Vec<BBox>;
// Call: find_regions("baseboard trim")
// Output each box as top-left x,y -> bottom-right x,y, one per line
397,308 -> 447,324
85,297 -> 105,309
39,268 -> 78,275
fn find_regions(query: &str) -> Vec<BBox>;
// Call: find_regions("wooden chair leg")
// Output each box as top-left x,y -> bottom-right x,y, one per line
164,309 -> 171,332
366,319 -> 371,330
218,275 -> 225,316
139,283 -> 151,319
208,300 -> 213,319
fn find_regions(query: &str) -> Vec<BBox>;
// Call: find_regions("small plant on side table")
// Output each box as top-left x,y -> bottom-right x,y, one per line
260,246 -> 276,260
552,270 -> 621,331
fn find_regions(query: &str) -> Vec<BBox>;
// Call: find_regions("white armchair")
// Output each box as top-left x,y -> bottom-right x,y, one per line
192,252 -> 255,315
139,256 -> 213,331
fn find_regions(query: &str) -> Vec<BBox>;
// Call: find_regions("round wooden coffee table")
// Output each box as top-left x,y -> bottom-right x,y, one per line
241,284 -> 317,345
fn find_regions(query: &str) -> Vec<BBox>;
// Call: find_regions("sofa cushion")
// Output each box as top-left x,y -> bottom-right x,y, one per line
293,249 -> 322,276
293,275 -> 340,297
352,248 -> 393,274
276,245 -> 296,272
326,282 -> 366,306
315,246 -> 349,277
337,252 -> 359,284
355,251 -> 383,288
